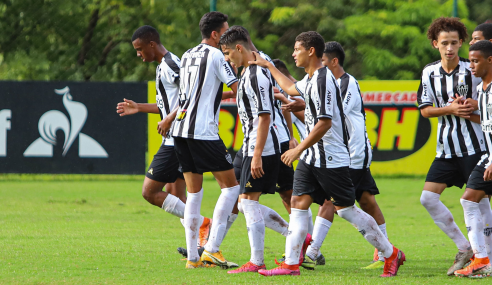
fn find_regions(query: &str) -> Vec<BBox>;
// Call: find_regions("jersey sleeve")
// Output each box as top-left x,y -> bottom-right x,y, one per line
295,76 -> 308,97
316,75 -> 336,119
472,74 -> 482,100
342,78 -> 361,114
417,69 -> 434,109
213,52 -> 238,86
251,67 -> 273,114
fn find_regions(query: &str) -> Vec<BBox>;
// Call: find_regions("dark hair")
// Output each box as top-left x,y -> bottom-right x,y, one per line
199,12 -> 228,39
219,26 -> 250,48
474,23 -> 492,41
295,31 -> 325,58
427,17 -> 468,45
131,25 -> 160,44
469,40 -> 492,59
324,41 -> 345,67
272,59 -> 291,76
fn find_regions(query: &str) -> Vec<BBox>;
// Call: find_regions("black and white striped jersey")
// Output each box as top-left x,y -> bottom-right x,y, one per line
237,65 -> 280,157
295,67 -> 349,168
417,58 -> 485,158
338,73 -> 372,169
476,82 -> 492,168
171,43 -> 238,140
156,52 -> 181,146
292,110 -> 306,142
258,51 -> 291,143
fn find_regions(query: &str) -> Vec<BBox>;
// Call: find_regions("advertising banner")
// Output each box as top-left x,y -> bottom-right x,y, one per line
147,81 -> 437,175
1,81 -> 147,174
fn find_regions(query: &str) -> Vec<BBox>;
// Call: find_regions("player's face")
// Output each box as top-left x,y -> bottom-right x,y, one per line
293,41 -> 308,68
321,54 -> 335,72
433,31 -> 462,62
132,38 -> 155,63
470,31 -> 485,46
221,44 -> 242,67
469,50 -> 491,78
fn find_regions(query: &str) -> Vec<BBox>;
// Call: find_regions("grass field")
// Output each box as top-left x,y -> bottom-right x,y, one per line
0,175 -> 487,284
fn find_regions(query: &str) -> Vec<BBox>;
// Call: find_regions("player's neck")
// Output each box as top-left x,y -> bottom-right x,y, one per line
201,38 -> 218,48
332,66 -> 345,80
305,59 -> 324,78
482,71 -> 492,89
440,56 -> 459,73
242,51 -> 256,68
155,45 -> 168,63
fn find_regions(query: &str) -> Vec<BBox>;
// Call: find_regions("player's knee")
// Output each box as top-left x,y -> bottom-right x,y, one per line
420,190 -> 438,208
237,201 -> 244,214
142,187 -> 154,203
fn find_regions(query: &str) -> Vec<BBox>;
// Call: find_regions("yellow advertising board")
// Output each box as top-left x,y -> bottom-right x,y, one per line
147,81 -> 438,175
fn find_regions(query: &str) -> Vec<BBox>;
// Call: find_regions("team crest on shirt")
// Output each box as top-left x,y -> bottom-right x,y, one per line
456,82 -> 468,97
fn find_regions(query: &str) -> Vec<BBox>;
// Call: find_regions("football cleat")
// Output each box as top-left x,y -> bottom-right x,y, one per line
301,255 -> 316,270
380,246 -> 406,277
185,260 -> 215,269
361,260 -> 384,269
316,253 -> 326,266
447,248 -> 474,276
198,217 -> 212,247
299,233 -> 313,264
227,261 -> 266,274
177,246 -> 204,259
258,261 -> 300,276
201,249 -> 238,269
454,257 -> 491,278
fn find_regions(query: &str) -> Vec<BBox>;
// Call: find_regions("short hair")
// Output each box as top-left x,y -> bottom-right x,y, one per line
474,23 -> 492,40
427,17 -> 468,45
323,41 -> 345,67
469,40 -> 492,59
295,31 -> 325,58
272,59 -> 291,76
131,25 -> 160,44
219,26 -> 251,49
199,12 -> 228,39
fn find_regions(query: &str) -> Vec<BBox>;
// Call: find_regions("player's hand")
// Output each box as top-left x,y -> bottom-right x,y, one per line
485,164 -> 492,181
248,51 -> 271,68
251,155 -> 264,179
289,137 -> 299,149
157,113 -> 174,136
282,97 -> 306,112
116,98 -> 138,116
281,147 -> 302,167
448,95 -> 473,118
464,98 -> 478,111
274,89 -> 285,101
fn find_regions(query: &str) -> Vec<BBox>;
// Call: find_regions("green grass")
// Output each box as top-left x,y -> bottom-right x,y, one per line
0,177 -> 485,284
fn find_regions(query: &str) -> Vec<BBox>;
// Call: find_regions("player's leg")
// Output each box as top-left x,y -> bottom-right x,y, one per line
303,199 -> 333,269
479,195 -> 492,260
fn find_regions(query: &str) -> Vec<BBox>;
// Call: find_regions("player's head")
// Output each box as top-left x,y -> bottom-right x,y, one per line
272,59 -> 291,77
199,12 -> 229,45
131,25 -> 161,62
293,31 -> 325,68
322,41 -> 345,72
219,26 -> 251,67
469,40 -> 492,79
427,17 -> 467,61
470,23 -> 492,45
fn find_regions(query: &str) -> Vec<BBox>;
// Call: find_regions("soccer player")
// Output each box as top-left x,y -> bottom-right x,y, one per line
169,12 -> 240,269
219,27 -> 290,273
470,23 -> 492,45
116,25 -> 211,247
417,17 -> 486,275
250,31 -> 405,277
454,40 -> 492,278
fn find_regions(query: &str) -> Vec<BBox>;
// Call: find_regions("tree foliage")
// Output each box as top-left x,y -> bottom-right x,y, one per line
0,0 -> 486,81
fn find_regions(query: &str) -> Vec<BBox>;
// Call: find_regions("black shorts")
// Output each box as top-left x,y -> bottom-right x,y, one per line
350,168 -> 379,202
173,137 -> 233,174
234,143 -> 293,192
426,152 -> 484,188
239,154 -> 280,195
293,160 -> 355,207
145,144 -> 184,183
466,165 -> 492,195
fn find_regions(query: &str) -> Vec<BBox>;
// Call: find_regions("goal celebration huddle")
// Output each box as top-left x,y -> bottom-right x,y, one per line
116,12 -> 492,278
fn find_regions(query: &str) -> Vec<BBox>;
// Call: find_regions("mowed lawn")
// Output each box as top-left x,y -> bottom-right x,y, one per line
0,176 -> 485,284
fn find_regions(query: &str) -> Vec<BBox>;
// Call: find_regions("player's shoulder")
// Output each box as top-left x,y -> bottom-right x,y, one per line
422,59 -> 441,73
258,51 -> 273,63
250,64 -> 270,80
162,51 -> 181,73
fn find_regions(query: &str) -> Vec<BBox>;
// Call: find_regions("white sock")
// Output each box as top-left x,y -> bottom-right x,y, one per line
242,199 -> 265,266
338,205 -> 393,258
204,185 -> 240,253
184,189 -> 203,261
461,199 -> 488,258
162,194 -> 185,218
377,223 -> 388,261
219,213 -> 238,242
259,204 -> 289,236
306,216 -> 332,260
285,208 -> 309,265
421,190 -> 471,251
478,198 -> 492,260
307,208 -> 314,235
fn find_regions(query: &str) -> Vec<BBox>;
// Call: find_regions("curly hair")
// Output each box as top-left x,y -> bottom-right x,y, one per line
295,31 -> 325,58
427,17 -> 468,45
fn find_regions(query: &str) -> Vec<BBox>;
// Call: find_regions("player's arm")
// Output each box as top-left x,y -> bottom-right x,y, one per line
281,118 -> 331,166
468,114 -> 481,124
420,97 -> 474,119
252,113 -> 270,179
158,107 -> 178,136
249,52 -> 299,96
116,99 -> 160,116
222,90 -> 235,100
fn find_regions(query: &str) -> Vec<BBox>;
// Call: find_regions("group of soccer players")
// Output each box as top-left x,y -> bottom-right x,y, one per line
115,11 -> 492,278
